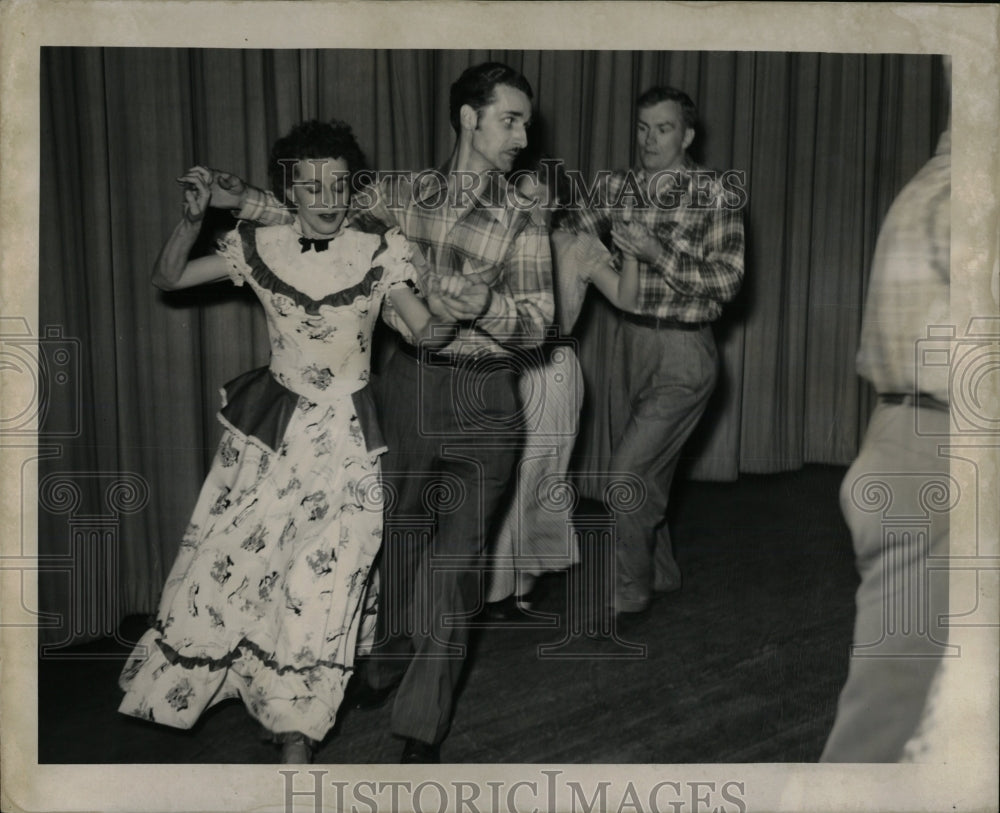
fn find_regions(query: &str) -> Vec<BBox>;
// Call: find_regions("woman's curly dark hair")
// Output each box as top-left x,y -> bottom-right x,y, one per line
510,152 -> 574,228
268,119 -> 369,203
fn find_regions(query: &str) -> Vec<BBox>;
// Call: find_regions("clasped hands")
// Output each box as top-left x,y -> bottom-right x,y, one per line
423,272 -> 492,322
176,166 -> 248,222
611,221 -> 662,266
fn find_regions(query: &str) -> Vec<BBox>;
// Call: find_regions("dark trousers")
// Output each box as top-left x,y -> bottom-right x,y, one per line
608,322 -> 717,610
368,348 -> 522,744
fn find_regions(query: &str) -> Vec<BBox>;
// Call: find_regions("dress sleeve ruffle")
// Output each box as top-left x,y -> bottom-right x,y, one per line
373,227 -> 419,290
215,224 -> 250,286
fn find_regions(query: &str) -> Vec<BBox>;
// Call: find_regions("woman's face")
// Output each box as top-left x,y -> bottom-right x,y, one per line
286,156 -> 351,238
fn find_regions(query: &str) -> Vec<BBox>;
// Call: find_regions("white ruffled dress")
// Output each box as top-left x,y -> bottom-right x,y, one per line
118,219 -> 413,742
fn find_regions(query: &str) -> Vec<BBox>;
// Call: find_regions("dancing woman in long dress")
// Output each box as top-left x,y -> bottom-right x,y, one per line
118,120 -> 459,762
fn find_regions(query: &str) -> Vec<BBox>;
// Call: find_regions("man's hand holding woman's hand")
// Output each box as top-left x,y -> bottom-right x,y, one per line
176,167 -> 213,224
424,272 -> 493,321
176,165 -> 249,212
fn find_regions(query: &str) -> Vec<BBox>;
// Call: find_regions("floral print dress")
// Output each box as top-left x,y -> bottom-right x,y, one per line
118,219 -> 413,742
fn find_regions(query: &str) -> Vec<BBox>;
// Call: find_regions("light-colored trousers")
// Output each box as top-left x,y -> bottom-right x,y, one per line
821,402 -> 950,762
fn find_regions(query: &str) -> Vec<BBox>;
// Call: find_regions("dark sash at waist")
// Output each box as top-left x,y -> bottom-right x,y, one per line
219,366 -> 385,453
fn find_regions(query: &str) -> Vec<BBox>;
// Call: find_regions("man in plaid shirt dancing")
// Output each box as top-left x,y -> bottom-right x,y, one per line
562,86 -> 745,616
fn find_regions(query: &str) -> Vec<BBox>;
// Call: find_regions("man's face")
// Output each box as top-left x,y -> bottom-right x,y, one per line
287,157 -> 350,238
635,100 -> 694,174
465,84 -> 532,173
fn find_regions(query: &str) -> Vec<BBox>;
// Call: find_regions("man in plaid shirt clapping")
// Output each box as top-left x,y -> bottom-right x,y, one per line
562,86 -> 746,616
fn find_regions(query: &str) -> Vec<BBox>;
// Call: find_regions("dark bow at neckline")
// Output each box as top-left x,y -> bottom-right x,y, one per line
299,236 -> 332,253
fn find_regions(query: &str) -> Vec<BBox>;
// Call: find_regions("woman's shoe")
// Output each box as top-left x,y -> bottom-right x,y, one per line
279,733 -> 313,764
484,594 -> 536,622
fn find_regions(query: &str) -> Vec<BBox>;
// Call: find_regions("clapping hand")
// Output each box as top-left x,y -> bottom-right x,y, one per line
611,222 -> 662,265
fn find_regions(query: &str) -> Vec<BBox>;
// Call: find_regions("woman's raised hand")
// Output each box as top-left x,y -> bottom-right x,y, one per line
176,166 -> 213,224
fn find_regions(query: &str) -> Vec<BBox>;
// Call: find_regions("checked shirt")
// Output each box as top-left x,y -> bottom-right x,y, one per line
561,158 -> 745,323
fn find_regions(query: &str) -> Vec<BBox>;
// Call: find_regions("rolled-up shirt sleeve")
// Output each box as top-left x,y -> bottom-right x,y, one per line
235,187 -> 295,226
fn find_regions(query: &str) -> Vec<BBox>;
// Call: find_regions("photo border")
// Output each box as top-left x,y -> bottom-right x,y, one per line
2,2 -> 997,812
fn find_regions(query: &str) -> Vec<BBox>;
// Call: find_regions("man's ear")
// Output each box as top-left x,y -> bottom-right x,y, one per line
460,104 -> 479,131
682,127 -> 695,151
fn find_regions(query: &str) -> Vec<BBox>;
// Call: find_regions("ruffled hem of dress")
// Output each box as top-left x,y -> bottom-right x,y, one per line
148,626 -> 355,679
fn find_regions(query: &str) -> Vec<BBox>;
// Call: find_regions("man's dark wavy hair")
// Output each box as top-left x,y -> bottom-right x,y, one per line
268,119 -> 368,202
449,62 -> 533,135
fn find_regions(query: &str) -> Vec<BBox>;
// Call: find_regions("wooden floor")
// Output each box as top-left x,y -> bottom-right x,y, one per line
38,464 -> 857,764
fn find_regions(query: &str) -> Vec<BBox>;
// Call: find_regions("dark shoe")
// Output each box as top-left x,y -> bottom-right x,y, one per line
653,577 -> 682,594
483,595 -> 535,622
344,674 -> 400,711
653,562 -> 682,594
611,594 -> 650,615
400,737 -> 441,763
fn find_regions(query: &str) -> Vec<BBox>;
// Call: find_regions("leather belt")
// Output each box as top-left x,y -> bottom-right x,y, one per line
396,340 -> 496,369
879,393 -> 949,412
622,312 -> 707,331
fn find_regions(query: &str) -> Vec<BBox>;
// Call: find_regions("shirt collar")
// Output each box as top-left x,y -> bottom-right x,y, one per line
411,163 -> 514,226
633,156 -> 699,206
635,154 -> 697,185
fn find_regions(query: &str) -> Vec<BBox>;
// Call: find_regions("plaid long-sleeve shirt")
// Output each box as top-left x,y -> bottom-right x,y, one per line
560,159 -> 745,323
238,168 -> 554,358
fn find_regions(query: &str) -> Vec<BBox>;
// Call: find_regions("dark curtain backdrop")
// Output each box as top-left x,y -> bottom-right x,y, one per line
38,48 -> 947,645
